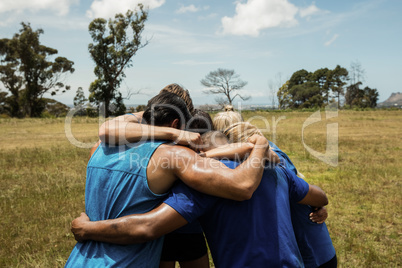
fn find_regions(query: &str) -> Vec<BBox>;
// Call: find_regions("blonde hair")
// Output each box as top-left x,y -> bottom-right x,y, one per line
223,122 -> 263,143
224,105 -> 234,112
213,111 -> 244,132
201,131 -> 229,151
160,84 -> 195,115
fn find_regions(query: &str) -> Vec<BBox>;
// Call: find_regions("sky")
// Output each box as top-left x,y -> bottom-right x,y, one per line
0,0 -> 401,106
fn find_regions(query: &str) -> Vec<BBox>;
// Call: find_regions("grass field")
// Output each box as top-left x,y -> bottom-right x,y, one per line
0,110 -> 401,267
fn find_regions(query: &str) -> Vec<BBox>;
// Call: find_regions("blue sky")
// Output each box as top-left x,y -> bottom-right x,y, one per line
0,0 -> 401,106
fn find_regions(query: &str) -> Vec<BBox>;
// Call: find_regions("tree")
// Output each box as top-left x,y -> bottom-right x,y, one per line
0,23 -> 74,117
268,72 -> 283,109
327,65 -> 348,107
277,66 -> 349,109
201,68 -> 250,106
0,38 -> 23,117
88,5 -> 148,118
0,90 -> 8,115
349,60 -> 365,85
362,86 -> 379,108
311,68 -> 329,103
345,82 -> 379,108
73,87 -> 88,116
277,80 -> 292,109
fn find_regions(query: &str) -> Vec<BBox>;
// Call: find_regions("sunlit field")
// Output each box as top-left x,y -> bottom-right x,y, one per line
0,110 -> 401,267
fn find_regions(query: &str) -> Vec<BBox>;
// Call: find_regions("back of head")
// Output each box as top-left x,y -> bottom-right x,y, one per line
160,83 -> 195,115
201,131 -> 229,151
213,111 -> 244,132
223,122 -> 263,143
188,109 -> 214,134
143,91 -> 192,129
224,105 -> 234,112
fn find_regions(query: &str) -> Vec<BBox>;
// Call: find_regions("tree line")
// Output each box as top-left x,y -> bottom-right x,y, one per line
277,63 -> 379,109
0,5 -> 148,118
0,5 -> 380,118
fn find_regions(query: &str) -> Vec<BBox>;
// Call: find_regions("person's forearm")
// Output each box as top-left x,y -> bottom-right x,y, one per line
204,143 -> 254,160
99,121 -> 180,145
205,144 -> 280,166
232,138 -> 269,199
72,205 -> 188,245
81,215 -> 151,244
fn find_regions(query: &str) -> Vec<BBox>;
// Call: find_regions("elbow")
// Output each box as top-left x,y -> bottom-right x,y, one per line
235,182 -> 255,201
237,191 -> 253,201
128,222 -> 158,243
322,195 -> 329,207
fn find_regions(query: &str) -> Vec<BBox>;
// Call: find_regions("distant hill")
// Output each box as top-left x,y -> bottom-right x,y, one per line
378,92 -> 402,107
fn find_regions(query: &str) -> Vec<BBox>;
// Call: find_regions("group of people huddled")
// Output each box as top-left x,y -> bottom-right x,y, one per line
66,84 -> 337,268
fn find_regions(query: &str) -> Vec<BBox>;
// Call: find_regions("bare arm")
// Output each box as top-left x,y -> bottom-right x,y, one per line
99,118 -> 201,147
169,135 -> 269,201
298,185 -> 328,207
204,142 -> 280,164
203,142 -> 254,159
71,204 -> 187,245
88,140 -> 101,161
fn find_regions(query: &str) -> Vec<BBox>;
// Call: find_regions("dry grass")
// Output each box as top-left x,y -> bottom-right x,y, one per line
0,111 -> 401,267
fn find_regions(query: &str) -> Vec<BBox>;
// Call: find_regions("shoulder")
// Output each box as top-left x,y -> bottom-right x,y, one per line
153,144 -> 199,163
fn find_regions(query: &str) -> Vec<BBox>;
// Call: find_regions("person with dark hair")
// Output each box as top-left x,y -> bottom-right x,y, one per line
65,92 -> 269,267
143,92 -> 192,129
70,133 -> 329,267
187,109 -> 214,135
160,83 -> 195,115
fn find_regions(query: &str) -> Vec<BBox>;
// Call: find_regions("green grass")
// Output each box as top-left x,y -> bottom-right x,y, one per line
1,111 -> 401,267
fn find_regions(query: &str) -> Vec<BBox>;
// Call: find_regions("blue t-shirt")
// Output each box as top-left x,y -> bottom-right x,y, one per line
290,203 -> 336,268
66,141 -> 167,268
269,141 -> 298,175
164,161 -> 309,268
270,142 -> 336,267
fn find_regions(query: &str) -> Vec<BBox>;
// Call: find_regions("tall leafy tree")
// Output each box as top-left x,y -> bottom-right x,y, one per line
363,86 -> 379,108
345,82 -> 379,108
0,23 -> 74,117
327,65 -> 348,107
311,68 -> 329,103
0,38 -> 23,117
88,5 -> 148,117
201,68 -> 250,106
0,90 -> 8,115
277,80 -> 292,109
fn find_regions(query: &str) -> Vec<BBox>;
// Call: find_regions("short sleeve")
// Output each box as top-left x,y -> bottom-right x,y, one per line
270,141 -> 298,176
125,113 -> 140,123
283,166 -> 309,203
164,182 -> 218,223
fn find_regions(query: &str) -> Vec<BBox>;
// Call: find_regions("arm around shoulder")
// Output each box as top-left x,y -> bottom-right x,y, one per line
298,184 -> 328,207
71,204 -> 188,245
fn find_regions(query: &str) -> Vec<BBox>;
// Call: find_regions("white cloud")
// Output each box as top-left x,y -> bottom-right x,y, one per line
221,0 -> 324,37
0,0 -> 78,16
221,0 -> 299,37
324,34 -> 339,46
87,0 -> 165,19
176,4 -> 199,14
176,4 -> 210,14
299,4 -> 321,18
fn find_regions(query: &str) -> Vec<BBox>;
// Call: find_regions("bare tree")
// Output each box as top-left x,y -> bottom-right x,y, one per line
268,72 -> 284,109
201,68 -> 250,105
349,60 -> 365,85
